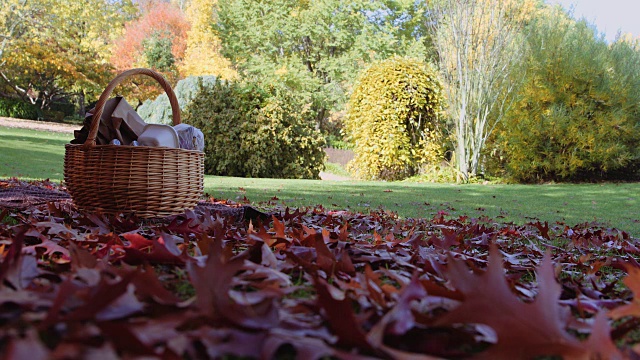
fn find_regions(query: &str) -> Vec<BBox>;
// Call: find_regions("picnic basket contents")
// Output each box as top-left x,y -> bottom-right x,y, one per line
64,68 -> 204,218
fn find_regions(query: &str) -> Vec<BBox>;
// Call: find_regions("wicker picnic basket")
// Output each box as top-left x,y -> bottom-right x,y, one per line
64,68 -> 204,218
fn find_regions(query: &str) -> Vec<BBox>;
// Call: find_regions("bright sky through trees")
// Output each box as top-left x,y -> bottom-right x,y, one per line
546,0 -> 640,42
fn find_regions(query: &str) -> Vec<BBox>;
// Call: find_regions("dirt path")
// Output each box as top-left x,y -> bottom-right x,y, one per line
319,171 -> 352,181
0,117 -> 353,181
0,117 -> 77,134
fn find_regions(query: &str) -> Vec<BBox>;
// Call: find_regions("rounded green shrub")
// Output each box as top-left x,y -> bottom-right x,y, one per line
0,98 -> 40,120
183,79 -> 326,179
344,56 -> 445,181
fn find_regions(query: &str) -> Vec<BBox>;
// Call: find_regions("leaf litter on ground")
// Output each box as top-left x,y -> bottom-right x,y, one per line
0,179 -> 640,358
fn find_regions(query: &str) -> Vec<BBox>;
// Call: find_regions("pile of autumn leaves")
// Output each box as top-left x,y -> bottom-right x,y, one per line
1,190 -> 640,358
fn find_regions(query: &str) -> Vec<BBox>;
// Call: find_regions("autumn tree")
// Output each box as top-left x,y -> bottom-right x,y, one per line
428,0 -> 528,182
111,1 -> 190,102
0,0 -> 34,68
216,0 -> 429,131
0,0 -> 136,111
179,0 -> 236,79
490,6 -> 640,182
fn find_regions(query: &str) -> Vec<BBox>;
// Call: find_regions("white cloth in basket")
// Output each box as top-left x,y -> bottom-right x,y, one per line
173,123 -> 205,151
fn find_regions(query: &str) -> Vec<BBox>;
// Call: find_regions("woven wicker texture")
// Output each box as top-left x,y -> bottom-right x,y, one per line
64,68 -> 204,218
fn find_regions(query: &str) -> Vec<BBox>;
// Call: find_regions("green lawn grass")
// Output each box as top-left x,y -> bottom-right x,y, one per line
0,126 -> 69,180
2,125 -> 640,236
207,177 -> 640,236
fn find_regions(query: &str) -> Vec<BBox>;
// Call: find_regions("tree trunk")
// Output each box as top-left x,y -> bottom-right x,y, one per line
456,113 -> 469,182
428,0 -> 524,183
316,107 -> 326,132
77,90 -> 85,116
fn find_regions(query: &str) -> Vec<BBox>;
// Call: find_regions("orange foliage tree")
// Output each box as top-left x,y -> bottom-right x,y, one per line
111,1 -> 190,103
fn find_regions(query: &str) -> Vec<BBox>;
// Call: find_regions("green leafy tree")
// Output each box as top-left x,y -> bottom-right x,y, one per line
216,0 -> 429,131
0,0 -> 35,66
143,31 -> 176,72
491,6 -> 640,182
344,57 -> 445,181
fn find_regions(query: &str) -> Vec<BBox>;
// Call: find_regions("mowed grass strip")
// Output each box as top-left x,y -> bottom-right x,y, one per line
2,125 -> 640,236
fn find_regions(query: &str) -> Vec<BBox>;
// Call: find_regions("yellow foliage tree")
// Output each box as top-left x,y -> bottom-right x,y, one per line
180,0 -> 237,79
1,0 -> 135,111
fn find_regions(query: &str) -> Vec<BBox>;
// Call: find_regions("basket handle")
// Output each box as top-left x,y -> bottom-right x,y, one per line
84,68 -> 181,146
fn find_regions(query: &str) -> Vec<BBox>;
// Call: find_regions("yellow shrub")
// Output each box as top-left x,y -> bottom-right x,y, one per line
344,56 -> 445,180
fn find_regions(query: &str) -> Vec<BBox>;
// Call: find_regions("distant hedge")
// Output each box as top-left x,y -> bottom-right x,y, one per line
35,100 -> 76,117
0,98 -> 40,120
183,78 -> 325,179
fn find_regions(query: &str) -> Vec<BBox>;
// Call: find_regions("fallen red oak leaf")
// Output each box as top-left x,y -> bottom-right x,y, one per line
435,243 -> 621,359
187,236 -> 280,329
122,232 -> 153,250
314,276 -> 378,354
122,235 -> 186,265
53,268 -> 142,323
609,264 -> 640,320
